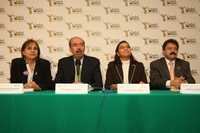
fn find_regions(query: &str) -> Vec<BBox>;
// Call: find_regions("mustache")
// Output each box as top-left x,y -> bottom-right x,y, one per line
75,49 -> 82,53
170,52 -> 177,55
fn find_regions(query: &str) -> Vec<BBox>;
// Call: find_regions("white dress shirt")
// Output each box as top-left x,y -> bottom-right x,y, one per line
165,58 -> 175,88
121,60 -> 130,83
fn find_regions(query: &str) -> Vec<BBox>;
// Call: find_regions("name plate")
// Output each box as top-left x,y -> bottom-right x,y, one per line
117,84 -> 150,94
55,83 -> 89,94
0,83 -> 24,94
180,84 -> 200,94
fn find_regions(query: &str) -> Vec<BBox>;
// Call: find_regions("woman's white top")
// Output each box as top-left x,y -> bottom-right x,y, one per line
26,63 -> 35,81
121,60 -> 130,83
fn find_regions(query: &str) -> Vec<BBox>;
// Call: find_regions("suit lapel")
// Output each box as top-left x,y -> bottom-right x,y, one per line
21,59 -> 28,82
33,60 -> 39,80
115,63 -> 123,82
81,56 -> 86,82
161,58 -> 170,80
69,56 -> 75,81
175,59 -> 182,77
129,63 -> 136,83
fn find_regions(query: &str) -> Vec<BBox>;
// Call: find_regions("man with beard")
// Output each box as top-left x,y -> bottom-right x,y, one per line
150,39 -> 195,91
55,36 -> 103,90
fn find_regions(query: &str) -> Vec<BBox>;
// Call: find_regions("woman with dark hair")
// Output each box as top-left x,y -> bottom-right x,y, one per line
10,39 -> 52,90
105,41 -> 147,89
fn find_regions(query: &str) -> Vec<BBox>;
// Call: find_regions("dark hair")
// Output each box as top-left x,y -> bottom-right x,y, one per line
114,40 -> 135,64
21,39 -> 40,59
69,36 -> 85,48
162,39 -> 179,50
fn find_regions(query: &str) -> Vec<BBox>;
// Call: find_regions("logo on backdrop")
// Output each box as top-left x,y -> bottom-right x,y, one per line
123,0 -> 140,6
27,23 -> 44,30
123,15 -> 140,22
7,46 -> 21,53
47,31 -> 63,37
86,46 -> 101,53
8,31 -> 24,38
180,7 -> 197,14
180,22 -> 196,29
132,46 -> 140,52
104,7 -> 120,14
66,23 -> 83,30
85,15 -> 101,22
104,38 -> 120,46
47,0 -> 64,7
47,15 -> 63,22
161,0 -> 177,6
180,53 -> 198,60
143,53 -> 160,61
143,38 -> 159,45
161,14 -> 177,22
66,7 -> 82,14
85,30 -> 102,37
123,30 -> 140,37
104,23 -> 121,30
47,46 -> 64,53
161,30 -> 177,37
27,7 -> 44,14
85,0 -> 101,7
180,37 -> 197,45
143,22 -> 159,30
8,0 -> 24,6
8,15 -> 24,22
143,7 -> 158,14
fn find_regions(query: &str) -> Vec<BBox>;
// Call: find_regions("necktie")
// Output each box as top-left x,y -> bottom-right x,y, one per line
75,59 -> 81,82
169,61 -> 174,80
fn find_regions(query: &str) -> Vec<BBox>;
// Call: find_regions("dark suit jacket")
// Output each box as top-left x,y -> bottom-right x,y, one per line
10,58 -> 52,90
150,57 -> 195,90
105,60 -> 147,89
55,55 -> 103,89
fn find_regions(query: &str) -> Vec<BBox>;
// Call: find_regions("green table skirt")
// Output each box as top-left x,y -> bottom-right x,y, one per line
0,91 -> 200,133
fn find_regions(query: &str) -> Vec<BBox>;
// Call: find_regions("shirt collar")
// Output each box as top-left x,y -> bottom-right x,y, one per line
73,57 -> 84,65
165,58 -> 175,65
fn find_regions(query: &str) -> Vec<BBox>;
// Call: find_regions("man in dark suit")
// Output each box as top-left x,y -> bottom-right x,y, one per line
150,39 -> 195,90
55,36 -> 103,89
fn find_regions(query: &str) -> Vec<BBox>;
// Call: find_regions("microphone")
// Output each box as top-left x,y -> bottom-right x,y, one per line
75,59 -> 81,76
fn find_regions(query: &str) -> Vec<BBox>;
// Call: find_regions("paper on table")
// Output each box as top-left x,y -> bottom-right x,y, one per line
23,88 -> 34,92
180,84 -> 200,94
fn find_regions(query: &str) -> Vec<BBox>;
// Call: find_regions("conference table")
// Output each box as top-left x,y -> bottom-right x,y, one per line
0,90 -> 200,133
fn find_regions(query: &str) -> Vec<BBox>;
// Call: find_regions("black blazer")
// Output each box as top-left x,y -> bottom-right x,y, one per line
105,60 -> 147,89
10,58 -> 52,90
150,57 -> 195,90
55,55 -> 103,89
